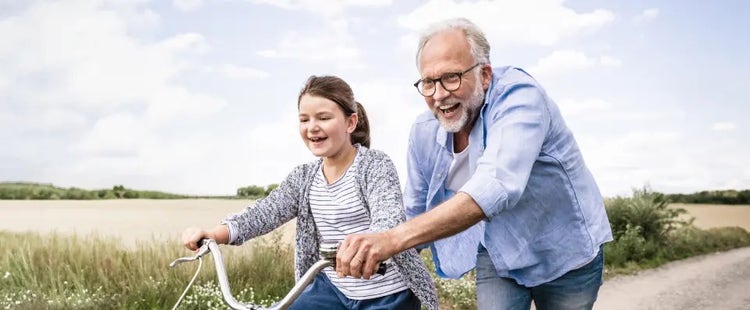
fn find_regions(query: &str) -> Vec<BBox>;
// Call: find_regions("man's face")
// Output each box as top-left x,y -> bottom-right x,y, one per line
418,29 -> 489,133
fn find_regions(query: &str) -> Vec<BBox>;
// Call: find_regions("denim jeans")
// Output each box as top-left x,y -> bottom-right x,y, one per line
288,273 -> 420,310
476,245 -> 604,310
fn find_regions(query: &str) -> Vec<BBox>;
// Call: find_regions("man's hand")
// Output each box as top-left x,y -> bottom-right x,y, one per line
335,193 -> 486,279
336,231 -> 399,279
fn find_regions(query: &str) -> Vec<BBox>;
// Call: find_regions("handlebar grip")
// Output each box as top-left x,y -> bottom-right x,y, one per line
318,240 -> 387,276
197,238 -> 209,248
376,262 -> 387,276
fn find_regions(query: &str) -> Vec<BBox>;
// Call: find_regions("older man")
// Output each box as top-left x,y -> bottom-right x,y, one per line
337,18 -> 612,310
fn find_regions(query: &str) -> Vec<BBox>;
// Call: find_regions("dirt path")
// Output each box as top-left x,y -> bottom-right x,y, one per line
595,246 -> 750,310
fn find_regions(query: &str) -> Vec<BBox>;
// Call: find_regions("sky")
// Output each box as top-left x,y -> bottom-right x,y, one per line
0,0 -> 748,197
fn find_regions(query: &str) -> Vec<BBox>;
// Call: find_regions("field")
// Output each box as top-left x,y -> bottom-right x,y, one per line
673,203 -> 750,231
1,200 -> 747,244
0,199 -> 296,247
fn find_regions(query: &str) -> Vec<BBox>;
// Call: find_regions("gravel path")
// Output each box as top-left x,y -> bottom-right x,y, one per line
595,246 -> 750,310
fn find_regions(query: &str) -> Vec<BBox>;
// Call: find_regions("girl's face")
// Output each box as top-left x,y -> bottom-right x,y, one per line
298,94 -> 357,158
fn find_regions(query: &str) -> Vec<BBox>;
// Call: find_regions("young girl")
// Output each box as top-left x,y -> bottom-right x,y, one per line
181,75 -> 438,309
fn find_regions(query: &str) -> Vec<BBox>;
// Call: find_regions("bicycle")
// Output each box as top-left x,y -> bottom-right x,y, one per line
169,239 -> 386,310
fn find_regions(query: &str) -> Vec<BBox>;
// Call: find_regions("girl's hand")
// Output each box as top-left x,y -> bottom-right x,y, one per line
181,227 -> 210,251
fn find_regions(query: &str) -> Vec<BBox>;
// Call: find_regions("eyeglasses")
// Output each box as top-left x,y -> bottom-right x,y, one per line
413,63 -> 482,97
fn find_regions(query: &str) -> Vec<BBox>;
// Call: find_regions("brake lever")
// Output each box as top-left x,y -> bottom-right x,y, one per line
169,242 -> 212,268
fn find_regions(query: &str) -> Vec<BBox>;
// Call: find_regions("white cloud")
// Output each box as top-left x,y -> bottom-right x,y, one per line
145,86 -> 225,123
711,122 -> 737,132
599,56 -> 623,67
258,30 -> 360,63
583,130 -> 682,195
633,8 -> 659,24
350,78 -> 425,183
0,74 -> 7,91
398,0 -> 615,47
0,0 -> 231,193
73,113 -> 147,157
251,0 -> 391,16
528,50 -> 621,77
158,33 -> 210,54
0,2 -> 213,111
200,64 -> 270,80
173,0 -> 203,11
557,98 -> 613,118
257,19 -> 364,69
580,125 -> 750,196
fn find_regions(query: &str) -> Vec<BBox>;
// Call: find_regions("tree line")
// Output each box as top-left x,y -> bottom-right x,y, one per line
663,189 -> 750,205
236,184 -> 279,199
2,182 -> 748,204
0,182 -> 278,200
0,182 -> 190,200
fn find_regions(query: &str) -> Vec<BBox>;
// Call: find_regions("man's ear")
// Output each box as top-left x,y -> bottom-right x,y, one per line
481,64 -> 492,90
347,113 -> 359,134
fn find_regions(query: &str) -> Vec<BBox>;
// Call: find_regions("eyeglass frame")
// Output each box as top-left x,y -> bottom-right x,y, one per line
413,63 -> 483,97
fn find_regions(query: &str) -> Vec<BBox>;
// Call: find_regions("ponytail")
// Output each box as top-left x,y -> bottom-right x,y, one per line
351,101 -> 370,148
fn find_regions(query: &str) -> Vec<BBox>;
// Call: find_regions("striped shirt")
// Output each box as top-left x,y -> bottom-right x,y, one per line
310,154 -> 409,300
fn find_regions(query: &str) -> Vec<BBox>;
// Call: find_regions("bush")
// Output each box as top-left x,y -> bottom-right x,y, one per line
265,184 -> 279,196
606,187 -> 692,244
604,187 -> 750,275
604,224 -> 663,268
237,185 -> 266,198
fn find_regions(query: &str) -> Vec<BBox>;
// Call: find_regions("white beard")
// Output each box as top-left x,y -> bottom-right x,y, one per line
436,80 -> 485,133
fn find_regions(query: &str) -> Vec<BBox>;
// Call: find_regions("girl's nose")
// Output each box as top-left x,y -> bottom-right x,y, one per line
308,121 -> 320,132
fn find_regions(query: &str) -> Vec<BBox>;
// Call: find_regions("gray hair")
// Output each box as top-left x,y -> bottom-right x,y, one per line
415,18 -> 491,70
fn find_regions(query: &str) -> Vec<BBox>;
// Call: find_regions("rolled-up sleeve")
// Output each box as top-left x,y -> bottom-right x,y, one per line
460,82 -> 550,218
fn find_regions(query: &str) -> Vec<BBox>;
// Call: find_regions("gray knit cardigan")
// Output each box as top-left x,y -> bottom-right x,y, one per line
222,145 -> 438,309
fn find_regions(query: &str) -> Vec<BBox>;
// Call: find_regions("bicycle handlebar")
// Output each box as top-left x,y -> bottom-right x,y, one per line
170,239 -> 386,310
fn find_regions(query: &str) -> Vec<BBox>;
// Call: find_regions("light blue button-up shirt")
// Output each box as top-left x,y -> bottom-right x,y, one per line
404,66 -> 613,286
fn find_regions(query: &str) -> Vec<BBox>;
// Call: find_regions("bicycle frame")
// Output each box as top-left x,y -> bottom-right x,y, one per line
169,239 -> 385,310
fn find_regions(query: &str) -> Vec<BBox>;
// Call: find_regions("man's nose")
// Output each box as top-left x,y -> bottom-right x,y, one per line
432,82 -> 451,101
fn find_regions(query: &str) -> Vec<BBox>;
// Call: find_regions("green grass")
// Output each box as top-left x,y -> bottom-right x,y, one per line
0,231 -> 294,309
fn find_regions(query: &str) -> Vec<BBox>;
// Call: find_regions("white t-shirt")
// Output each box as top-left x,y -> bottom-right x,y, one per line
309,154 -> 408,300
446,145 -> 471,193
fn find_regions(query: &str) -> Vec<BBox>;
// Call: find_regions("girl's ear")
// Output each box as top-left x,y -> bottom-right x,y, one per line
347,113 -> 358,134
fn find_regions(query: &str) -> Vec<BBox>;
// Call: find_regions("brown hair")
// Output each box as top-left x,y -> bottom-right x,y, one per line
298,75 -> 370,148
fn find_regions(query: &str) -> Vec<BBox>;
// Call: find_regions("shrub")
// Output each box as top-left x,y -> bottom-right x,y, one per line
606,187 -> 692,244
604,224 -> 662,267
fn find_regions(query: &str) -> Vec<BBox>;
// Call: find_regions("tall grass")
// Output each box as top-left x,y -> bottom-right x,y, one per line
0,231 -> 293,309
